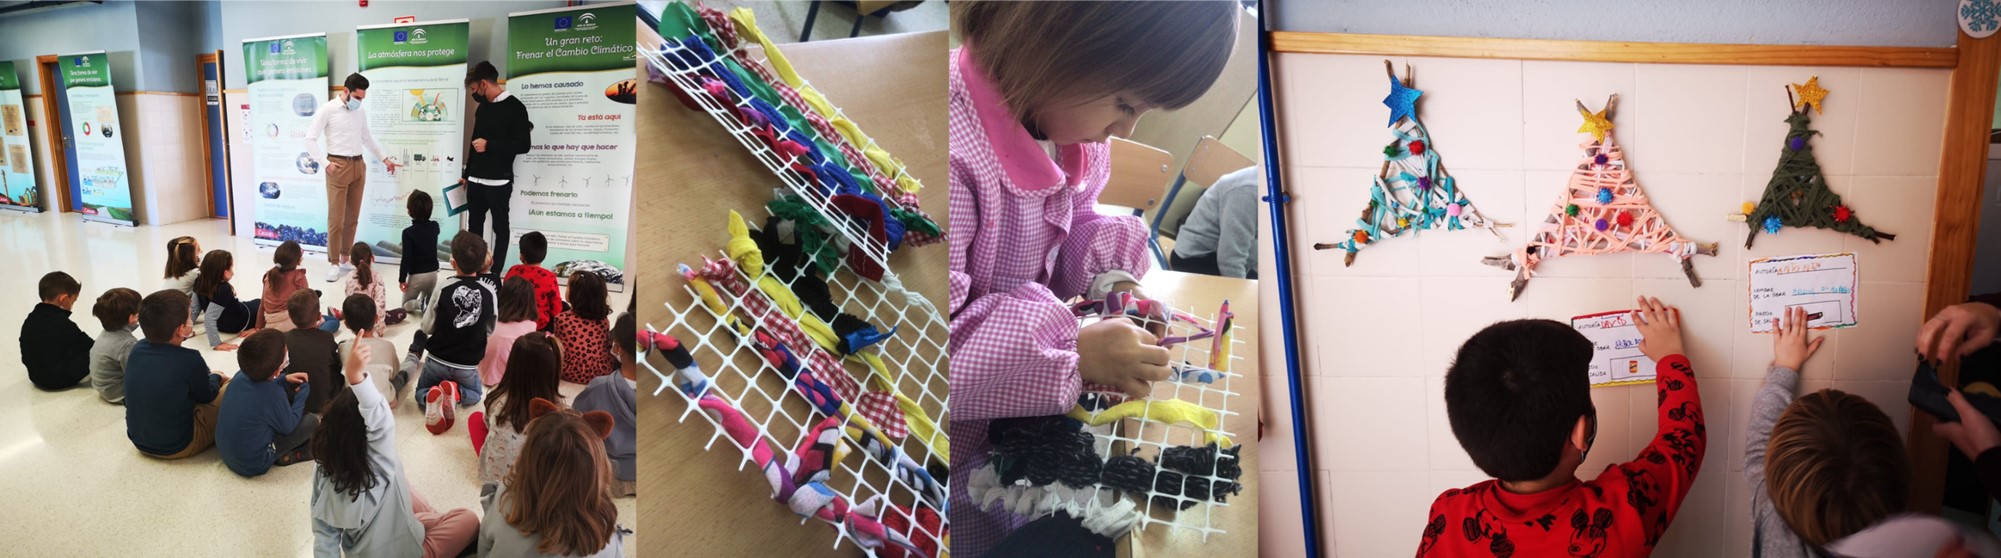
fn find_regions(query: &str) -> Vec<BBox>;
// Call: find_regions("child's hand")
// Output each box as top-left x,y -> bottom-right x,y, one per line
1077,318 -> 1171,398
216,342 -> 239,352
344,343 -> 370,386
1771,306 -> 1825,371
1631,296 -> 1684,362
285,372 -> 309,385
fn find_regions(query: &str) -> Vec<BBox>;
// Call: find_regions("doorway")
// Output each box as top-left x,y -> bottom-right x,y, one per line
197,51 -> 231,227
31,55 -> 74,213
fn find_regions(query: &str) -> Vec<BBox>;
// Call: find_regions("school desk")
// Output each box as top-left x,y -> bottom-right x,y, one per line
635,27 -> 951,556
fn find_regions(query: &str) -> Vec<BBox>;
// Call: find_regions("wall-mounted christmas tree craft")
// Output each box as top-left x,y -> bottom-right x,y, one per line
1738,77 -> 1893,248
1311,61 -> 1504,266
1483,95 -> 1718,301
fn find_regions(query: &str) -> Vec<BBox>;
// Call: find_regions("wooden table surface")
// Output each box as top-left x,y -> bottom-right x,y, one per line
635,23 -> 950,557
1122,270 -> 1262,558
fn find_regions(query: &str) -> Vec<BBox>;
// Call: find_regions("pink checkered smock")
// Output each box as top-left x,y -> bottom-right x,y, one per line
947,46 -> 1153,558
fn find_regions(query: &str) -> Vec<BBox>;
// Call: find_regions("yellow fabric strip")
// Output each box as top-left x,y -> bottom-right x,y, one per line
1066,400 -> 1235,447
727,6 -> 920,195
727,7 -> 803,88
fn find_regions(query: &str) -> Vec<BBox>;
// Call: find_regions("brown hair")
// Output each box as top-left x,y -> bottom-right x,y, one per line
267,241 -> 303,290
92,287 -> 143,331
491,332 -> 563,432
237,329 -> 287,381
38,271 -> 80,302
498,276 -> 539,323
954,1 -> 1238,128
407,190 -> 433,220
451,231 -> 489,275
163,236 -> 201,279
287,289 -> 321,331
566,271 -> 610,321
192,250 -> 233,299
138,290 -> 191,343
505,400 -> 619,556
350,243 -> 375,288
1765,389 -> 1909,547
342,293 -> 377,333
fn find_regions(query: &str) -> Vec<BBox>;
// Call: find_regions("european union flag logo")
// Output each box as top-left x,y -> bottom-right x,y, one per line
269,42 -> 281,54
394,31 -> 408,43
555,16 -> 572,30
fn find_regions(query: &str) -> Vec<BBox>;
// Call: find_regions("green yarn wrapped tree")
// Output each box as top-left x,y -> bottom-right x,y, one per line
1743,84 -> 1893,248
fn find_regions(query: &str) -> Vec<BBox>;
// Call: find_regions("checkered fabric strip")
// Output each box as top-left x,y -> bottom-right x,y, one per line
697,257 -> 912,439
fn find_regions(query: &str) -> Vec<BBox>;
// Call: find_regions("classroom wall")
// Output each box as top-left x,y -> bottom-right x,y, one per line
0,1 -> 143,95
1261,54 -> 1949,558
1271,0 -> 1955,48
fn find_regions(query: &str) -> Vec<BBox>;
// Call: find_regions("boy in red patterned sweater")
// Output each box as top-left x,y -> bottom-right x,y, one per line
1420,297 -> 1705,558
502,231 -> 562,332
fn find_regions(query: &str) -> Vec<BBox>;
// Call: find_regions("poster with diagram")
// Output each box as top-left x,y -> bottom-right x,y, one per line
0,60 -> 39,213
506,4 -> 635,281
60,52 -> 132,225
243,33 -> 330,248
356,20 -> 468,264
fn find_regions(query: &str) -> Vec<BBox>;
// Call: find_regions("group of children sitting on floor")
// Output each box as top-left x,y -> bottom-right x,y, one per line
1420,297 -> 1999,557
19,192 -> 636,557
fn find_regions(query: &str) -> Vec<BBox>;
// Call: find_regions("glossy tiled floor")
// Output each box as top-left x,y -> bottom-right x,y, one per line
0,212 -> 634,556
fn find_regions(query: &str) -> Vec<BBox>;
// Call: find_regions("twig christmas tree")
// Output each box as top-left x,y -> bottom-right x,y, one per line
1740,77 -> 1893,248
1311,61 -> 1504,266
1483,94 -> 1718,301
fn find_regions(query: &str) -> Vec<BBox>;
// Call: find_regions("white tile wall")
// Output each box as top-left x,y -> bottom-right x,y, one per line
1265,53 -> 1949,557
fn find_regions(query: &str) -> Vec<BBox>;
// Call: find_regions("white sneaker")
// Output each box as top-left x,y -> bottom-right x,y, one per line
339,262 -> 354,272
325,266 -> 344,282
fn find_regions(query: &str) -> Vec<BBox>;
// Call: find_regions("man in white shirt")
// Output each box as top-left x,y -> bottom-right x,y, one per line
304,73 -> 401,282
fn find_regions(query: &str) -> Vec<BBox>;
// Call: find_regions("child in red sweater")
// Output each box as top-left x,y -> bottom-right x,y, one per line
1421,296 -> 1705,558
502,231 -> 561,332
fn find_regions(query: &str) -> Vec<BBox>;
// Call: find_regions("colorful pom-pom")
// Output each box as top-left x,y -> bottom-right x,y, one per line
1594,153 -> 1609,166
1596,188 -> 1613,204
1396,217 -> 1409,228
1594,218 -> 1609,231
1417,177 -> 1432,191
1565,203 -> 1580,217
1383,144 -> 1401,158
1447,203 -> 1463,217
1833,205 -> 1852,223
1409,140 -> 1426,155
1616,211 -> 1633,227
1742,202 -> 1757,215
1352,230 -> 1370,244
1763,215 -> 1783,234
1788,136 -> 1806,151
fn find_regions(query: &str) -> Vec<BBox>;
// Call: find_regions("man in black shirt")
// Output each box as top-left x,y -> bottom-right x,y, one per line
463,61 -> 533,275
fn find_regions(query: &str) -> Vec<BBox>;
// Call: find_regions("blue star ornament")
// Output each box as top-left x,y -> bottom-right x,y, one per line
1384,73 -> 1423,126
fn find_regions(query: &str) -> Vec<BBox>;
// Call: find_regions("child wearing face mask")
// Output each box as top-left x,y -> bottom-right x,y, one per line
945,2 -> 1240,554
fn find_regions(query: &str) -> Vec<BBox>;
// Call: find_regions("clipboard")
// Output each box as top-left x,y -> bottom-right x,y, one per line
441,182 -> 470,217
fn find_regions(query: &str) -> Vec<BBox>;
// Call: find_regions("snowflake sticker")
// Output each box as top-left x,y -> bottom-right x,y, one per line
1964,0 -> 1999,38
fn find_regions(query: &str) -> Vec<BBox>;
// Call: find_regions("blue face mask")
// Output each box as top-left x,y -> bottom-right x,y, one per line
346,98 -> 362,111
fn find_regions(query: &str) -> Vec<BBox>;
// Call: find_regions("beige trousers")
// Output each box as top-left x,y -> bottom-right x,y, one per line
325,157 -> 368,264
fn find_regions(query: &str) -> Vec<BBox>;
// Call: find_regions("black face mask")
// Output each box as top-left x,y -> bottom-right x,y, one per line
471,91 -> 488,104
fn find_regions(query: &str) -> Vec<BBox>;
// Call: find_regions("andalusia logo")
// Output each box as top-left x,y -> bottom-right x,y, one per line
411,28 -> 428,44
283,40 -> 296,55
576,12 -> 598,30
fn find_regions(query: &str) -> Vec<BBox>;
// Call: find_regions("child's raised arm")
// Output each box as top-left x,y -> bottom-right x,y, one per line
1613,296 -> 1706,548
1746,306 -> 1821,546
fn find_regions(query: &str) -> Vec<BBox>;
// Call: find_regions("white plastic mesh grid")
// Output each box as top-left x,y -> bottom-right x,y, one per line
638,23 -> 929,271
1078,307 -> 1246,540
641,209 -> 950,556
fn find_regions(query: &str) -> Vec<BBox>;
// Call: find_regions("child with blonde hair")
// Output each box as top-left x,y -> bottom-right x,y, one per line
947,2 -> 1240,552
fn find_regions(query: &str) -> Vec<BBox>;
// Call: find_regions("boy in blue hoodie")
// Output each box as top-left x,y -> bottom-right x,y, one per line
216,329 -> 317,477
125,290 -> 228,459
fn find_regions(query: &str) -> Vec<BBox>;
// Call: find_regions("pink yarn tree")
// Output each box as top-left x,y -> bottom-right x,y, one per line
1484,95 -> 1718,301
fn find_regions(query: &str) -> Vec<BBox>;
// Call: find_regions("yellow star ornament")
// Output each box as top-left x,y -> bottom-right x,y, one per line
1577,104 -> 1614,142
1793,76 -> 1828,114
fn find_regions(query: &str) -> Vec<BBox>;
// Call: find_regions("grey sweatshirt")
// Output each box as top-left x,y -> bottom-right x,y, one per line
1171,165 -> 1261,278
311,368 -> 426,558
1748,363 -> 1816,558
89,324 -> 138,404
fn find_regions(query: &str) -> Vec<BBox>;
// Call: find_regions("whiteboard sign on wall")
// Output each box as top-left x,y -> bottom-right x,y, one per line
1572,310 -> 1657,388
1749,253 -> 1860,333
